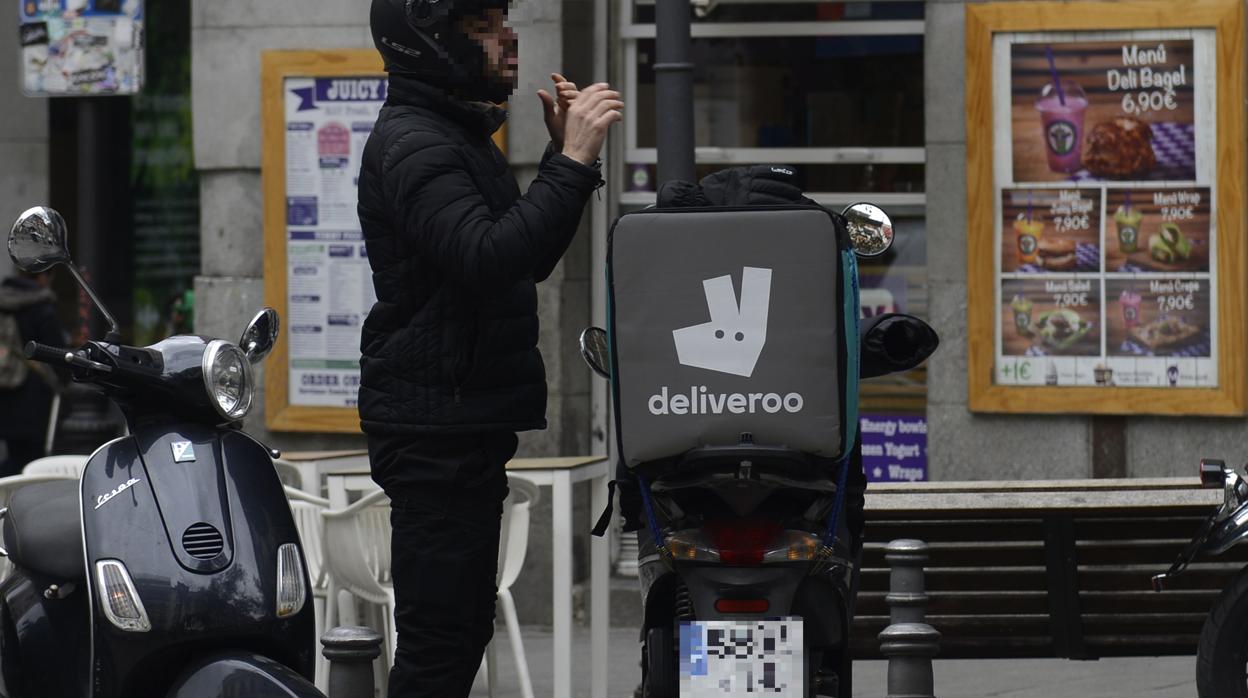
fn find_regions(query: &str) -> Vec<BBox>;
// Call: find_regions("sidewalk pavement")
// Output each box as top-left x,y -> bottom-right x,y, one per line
469,626 -> 1198,698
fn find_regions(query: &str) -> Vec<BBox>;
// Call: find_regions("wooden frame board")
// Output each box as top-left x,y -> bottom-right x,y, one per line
965,0 -> 1246,415
262,50 -> 383,432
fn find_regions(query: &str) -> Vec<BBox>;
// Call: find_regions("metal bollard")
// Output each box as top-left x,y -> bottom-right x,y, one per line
322,626 -> 384,698
878,539 -> 940,698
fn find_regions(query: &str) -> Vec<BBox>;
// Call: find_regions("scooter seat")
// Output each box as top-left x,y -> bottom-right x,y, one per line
3,480 -> 85,581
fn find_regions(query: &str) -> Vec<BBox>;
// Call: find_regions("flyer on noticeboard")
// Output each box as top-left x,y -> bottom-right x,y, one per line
283,76 -> 386,408
19,0 -> 144,96
993,31 -> 1217,389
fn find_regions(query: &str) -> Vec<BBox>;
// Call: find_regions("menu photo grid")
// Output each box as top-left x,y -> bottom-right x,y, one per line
996,185 -> 1216,389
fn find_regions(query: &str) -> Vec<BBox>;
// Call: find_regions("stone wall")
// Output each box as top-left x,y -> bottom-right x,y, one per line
922,0 -> 1248,480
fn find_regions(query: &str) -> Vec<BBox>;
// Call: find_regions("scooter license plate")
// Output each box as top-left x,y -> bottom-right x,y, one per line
679,618 -> 804,697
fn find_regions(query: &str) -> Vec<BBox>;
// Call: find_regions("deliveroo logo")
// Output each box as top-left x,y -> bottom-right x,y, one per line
673,267 -> 772,378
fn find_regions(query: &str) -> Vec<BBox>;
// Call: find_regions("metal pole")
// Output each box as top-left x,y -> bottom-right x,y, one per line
322,626 -> 383,698
654,0 -> 695,185
878,539 -> 940,698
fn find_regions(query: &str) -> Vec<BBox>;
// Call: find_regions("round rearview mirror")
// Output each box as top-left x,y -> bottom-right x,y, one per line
842,202 -> 894,258
9,206 -> 71,273
240,308 -> 281,364
579,327 -> 611,379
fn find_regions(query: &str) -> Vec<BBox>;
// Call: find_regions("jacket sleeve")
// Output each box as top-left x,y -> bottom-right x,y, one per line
386,132 -> 600,294
532,142 -> 602,283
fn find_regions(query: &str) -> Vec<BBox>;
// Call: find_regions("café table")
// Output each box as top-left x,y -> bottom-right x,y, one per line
289,451 -> 613,698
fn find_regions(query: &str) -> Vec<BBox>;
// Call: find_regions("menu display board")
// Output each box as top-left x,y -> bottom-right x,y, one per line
966,1 -> 1245,415
283,77 -> 385,408
19,0 -> 143,95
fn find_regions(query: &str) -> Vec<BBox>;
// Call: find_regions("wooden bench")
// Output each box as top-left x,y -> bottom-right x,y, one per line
851,478 -> 1248,659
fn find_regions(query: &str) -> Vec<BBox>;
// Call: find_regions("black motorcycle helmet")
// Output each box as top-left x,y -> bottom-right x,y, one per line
371,0 -> 515,104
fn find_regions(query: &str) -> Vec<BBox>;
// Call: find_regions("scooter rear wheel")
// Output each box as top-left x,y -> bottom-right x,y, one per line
643,626 -> 677,698
1197,564 -> 1248,698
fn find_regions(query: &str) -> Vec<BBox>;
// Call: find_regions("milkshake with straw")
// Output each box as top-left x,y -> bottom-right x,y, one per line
1115,191 -> 1143,253
1035,46 -> 1089,173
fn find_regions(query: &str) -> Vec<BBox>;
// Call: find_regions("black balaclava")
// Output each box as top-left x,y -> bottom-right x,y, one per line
371,0 -> 515,104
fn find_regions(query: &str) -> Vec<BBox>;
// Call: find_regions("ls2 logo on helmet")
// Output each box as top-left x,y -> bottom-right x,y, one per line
651,267 -> 805,417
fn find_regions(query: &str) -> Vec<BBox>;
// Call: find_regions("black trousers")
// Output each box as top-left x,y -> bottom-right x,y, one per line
370,432 -> 517,698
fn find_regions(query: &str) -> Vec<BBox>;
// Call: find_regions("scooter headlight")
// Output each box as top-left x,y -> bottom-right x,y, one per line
96,559 -> 151,632
276,543 -> 307,618
202,340 -> 254,421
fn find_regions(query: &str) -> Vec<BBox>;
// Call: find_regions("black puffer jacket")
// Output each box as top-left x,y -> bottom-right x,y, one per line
357,75 -> 601,434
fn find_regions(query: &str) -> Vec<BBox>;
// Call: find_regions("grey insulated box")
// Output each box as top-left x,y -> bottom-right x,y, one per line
608,207 -> 845,468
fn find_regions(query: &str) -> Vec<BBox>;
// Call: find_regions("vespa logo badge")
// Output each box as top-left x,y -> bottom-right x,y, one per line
672,267 -> 772,377
95,478 -> 142,510
171,441 -> 196,463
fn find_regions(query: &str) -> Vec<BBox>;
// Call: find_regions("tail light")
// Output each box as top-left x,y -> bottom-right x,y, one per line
95,559 -> 151,632
667,521 -> 822,567
1200,459 -> 1227,488
276,543 -> 307,618
706,519 -> 782,566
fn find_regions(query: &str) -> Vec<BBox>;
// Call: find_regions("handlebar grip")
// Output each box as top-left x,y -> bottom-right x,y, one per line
24,341 -> 72,365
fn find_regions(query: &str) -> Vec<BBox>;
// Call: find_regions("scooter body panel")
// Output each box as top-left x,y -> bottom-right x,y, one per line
80,423 -> 315,698
0,566 -> 91,697
165,651 -> 322,698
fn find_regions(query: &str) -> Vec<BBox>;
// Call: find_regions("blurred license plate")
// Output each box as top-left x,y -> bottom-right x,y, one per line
679,618 -> 804,696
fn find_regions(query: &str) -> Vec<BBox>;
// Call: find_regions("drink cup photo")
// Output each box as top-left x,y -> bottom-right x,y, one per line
1035,81 -> 1088,173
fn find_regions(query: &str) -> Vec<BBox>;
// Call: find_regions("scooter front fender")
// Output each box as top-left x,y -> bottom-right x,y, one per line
165,652 -> 324,698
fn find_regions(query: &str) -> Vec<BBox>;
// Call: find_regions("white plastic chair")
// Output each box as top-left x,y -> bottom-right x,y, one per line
478,476 -> 540,698
0,473 -> 82,581
321,488 -> 395,690
284,486 -> 332,690
21,455 -> 87,478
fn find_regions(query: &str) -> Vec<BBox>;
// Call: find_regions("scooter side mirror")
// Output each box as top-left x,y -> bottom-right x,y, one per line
240,308 -> 280,364
579,327 -> 612,379
9,205 -> 122,340
842,202 -> 894,258
9,206 -> 71,273
859,313 -> 939,379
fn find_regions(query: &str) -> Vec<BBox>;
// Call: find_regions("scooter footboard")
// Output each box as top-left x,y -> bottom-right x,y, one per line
166,651 -> 323,698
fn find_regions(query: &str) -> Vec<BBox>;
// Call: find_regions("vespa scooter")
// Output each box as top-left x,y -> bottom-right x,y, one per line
0,206 -> 323,697
582,202 -> 938,697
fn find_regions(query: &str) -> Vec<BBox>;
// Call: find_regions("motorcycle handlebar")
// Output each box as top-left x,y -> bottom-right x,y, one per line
24,341 -> 73,365
24,341 -> 115,374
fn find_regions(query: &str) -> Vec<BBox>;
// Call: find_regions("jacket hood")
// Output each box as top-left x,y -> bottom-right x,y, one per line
386,74 -> 508,138
0,278 -> 55,313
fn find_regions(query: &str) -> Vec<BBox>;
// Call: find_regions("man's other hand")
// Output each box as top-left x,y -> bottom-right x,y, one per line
538,73 -> 579,150
560,82 -> 623,166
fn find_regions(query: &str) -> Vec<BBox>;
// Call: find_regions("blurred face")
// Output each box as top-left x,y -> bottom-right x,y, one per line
459,8 -> 517,86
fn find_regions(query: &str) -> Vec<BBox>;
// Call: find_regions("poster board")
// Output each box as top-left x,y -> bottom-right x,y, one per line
261,49 -> 507,432
19,0 -> 144,95
965,0 -> 1246,415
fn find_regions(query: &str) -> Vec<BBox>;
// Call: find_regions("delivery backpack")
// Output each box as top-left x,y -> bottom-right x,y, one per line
606,205 -> 860,474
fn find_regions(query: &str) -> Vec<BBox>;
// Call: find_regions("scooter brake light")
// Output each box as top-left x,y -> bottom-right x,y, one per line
276,543 -> 307,618
1200,459 -> 1227,488
706,519 -> 783,566
95,559 -> 151,632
